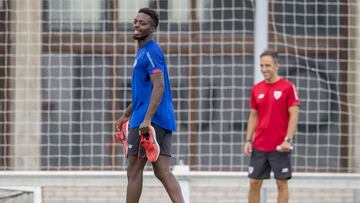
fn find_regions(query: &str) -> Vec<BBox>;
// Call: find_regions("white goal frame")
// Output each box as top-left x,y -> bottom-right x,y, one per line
0,186 -> 42,203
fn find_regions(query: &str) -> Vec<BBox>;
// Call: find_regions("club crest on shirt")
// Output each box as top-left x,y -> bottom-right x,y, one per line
274,91 -> 282,100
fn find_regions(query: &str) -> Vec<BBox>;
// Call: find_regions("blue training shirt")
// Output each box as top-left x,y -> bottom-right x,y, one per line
130,40 -> 176,131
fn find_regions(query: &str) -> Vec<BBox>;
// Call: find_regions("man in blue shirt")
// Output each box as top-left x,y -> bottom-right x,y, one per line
116,8 -> 184,203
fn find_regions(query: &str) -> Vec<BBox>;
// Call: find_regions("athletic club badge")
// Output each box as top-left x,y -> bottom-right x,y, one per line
274,91 -> 282,100
248,166 -> 254,174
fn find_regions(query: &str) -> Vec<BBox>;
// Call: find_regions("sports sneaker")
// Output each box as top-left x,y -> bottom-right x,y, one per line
115,121 -> 129,157
140,126 -> 160,162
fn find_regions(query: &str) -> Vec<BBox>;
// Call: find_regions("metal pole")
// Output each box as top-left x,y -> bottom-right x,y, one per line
9,0 -> 42,170
255,1 -> 269,202
254,0 -> 269,83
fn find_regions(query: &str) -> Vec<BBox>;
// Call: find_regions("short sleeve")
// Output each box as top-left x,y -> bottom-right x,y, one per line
287,83 -> 300,108
250,87 -> 257,110
145,50 -> 165,75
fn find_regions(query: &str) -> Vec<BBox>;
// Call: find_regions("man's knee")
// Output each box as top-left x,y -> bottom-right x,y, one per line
154,168 -> 172,181
249,179 -> 263,191
127,168 -> 142,180
276,179 -> 288,191
127,163 -> 144,180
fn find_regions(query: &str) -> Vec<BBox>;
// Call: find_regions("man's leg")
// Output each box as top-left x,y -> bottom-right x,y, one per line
248,178 -> 263,203
276,179 -> 289,203
269,151 -> 291,203
248,149 -> 270,203
126,155 -> 147,203
152,155 -> 185,203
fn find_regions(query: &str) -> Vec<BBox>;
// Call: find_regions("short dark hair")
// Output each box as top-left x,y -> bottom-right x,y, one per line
260,49 -> 279,64
138,8 -> 159,28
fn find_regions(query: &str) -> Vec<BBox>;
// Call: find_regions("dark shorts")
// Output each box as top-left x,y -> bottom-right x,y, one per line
248,148 -> 292,180
127,123 -> 173,158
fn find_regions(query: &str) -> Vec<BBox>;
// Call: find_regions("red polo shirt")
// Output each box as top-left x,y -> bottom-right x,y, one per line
250,78 -> 300,151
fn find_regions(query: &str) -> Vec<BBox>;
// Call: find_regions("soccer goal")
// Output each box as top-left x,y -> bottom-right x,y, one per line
0,0 -> 360,202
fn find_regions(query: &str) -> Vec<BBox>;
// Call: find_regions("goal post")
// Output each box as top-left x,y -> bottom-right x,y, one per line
254,0 -> 268,83
8,0 -> 42,170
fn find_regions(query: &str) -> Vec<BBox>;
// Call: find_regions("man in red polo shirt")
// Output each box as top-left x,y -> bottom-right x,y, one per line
243,49 -> 300,203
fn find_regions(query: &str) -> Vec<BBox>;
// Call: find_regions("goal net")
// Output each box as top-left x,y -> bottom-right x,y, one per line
0,0 -> 360,173
269,0 -> 359,172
